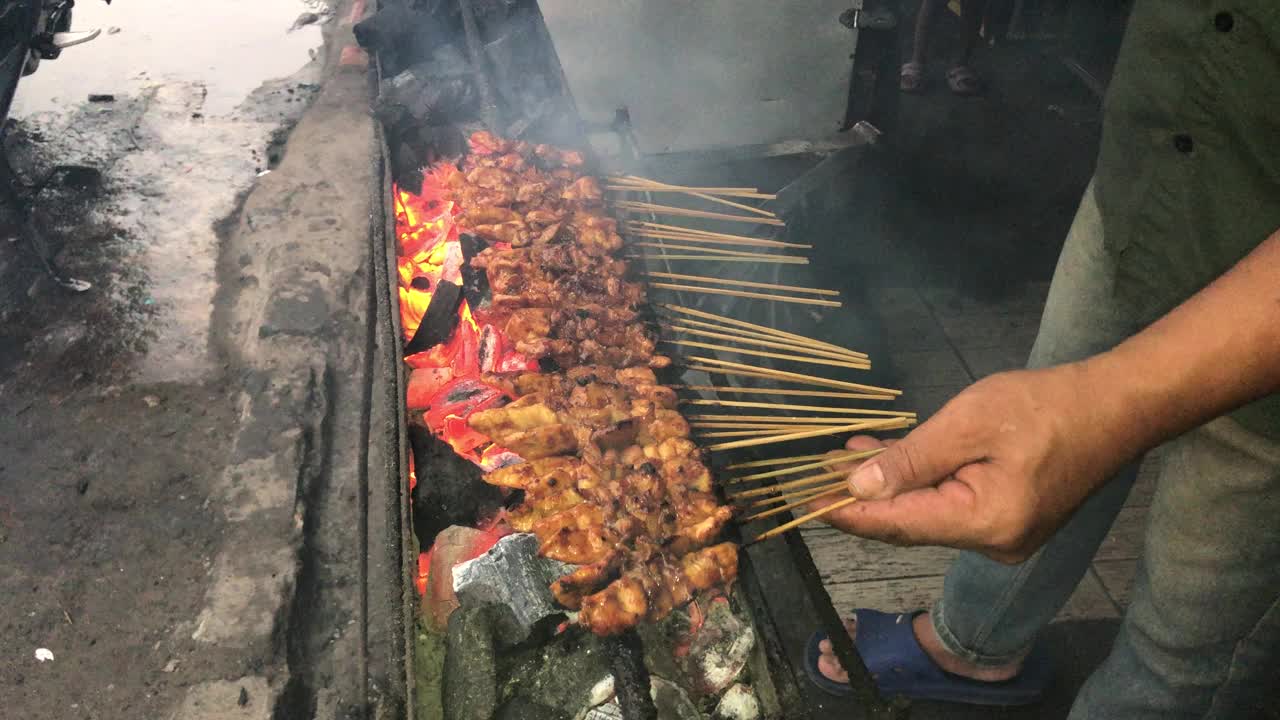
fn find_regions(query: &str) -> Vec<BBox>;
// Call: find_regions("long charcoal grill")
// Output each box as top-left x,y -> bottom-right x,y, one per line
362,1 -> 909,718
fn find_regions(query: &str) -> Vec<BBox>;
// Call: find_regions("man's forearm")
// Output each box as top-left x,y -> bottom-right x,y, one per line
1084,228 -> 1280,459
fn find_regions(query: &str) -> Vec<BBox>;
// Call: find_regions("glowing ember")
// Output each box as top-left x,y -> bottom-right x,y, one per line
394,163 -> 536,475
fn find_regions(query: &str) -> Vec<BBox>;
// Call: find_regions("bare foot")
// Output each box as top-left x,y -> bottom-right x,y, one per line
816,612 -> 1022,684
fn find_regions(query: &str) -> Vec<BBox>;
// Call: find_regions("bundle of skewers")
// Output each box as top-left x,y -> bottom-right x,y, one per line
414,133 -> 908,634
605,173 -> 910,542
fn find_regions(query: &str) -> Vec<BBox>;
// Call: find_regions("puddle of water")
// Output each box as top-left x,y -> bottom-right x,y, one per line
11,0 -> 325,118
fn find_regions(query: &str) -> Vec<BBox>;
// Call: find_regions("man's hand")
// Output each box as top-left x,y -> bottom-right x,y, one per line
815,228 -> 1280,562
814,363 -> 1126,563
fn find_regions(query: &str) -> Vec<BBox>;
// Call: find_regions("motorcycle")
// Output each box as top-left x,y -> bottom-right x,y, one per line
0,0 -> 108,292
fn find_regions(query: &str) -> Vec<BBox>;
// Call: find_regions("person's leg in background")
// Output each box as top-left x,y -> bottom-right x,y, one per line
1068,419 -> 1280,719
946,0 -> 988,94
901,0 -> 942,92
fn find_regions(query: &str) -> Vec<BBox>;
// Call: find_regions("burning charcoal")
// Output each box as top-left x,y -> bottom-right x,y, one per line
713,685 -> 760,720
409,426 -> 505,547
451,533 -> 573,644
443,605 -> 499,720
405,281 -> 463,354
422,525 -> 507,631
680,599 -> 756,695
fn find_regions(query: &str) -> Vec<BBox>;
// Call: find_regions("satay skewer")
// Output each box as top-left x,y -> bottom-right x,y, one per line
727,470 -> 848,499
622,221 -> 803,245
725,453 -> 833,470
749,496 -> 860,543
688,401 -> 917,416
674,385 -> 895,401
631,243 -> 807,261
645,271 -> 839,297
687,356 -> 900,394
690,414 -> 916,424
663,304 -> 868,358
615,200 -> 787,226
609,180 -> 777,218
708,416 -> 912,452
608,175 -> 771,197
743,485 -> 850,521
697,427 -> 839,439
667,339 -> 866,367
629,255 -> 808,264
651,284 -> 843,307
744,480 -> 850,508
729,448 -> 885,482
662,322 -> 865,361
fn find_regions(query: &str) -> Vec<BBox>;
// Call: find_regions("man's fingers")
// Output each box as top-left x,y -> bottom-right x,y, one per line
845,412 -> 981,500
819,480 -> 979,547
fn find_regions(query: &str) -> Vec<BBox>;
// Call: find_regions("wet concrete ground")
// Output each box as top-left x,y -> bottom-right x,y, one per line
0,2 -> 384,718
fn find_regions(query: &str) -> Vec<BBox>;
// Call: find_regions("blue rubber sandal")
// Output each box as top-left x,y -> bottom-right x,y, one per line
804,609 -> 1052,706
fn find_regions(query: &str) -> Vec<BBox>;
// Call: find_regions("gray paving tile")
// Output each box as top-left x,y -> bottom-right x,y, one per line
899,383 -> 967,420
888,348 -> 974,387
802,527 -> 959,584
820,569 -> 1118,621
957,344 -> 1032,379
1093,559 -> 1138,609
917,281 -> 1052,318
868,287 -> 953,353
934,311 -> 1043,351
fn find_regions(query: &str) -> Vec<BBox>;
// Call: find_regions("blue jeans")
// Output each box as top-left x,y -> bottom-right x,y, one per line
930,181 -> 1280,719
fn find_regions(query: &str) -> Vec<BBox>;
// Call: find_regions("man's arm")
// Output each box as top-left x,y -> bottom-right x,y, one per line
817,228 -> 1280,563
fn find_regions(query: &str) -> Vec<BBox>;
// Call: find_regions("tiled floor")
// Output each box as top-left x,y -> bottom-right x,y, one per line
806,279 -> 1161,623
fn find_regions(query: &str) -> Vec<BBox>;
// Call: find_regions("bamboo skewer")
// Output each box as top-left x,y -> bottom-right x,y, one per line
650,284 -> 843,307
631,243 -> 806,261
629,255 -> 808,264
663,304 -> 868,358
727,469 -> 847,499
749,496 -> 860,544
697,427 -> 835,439
725,453 -> 832,470
730,448 -> 885,482
613,174 -> 774,198
627,229 -> 793,247
665,322 -> 865,361
691,422 -> 836,430
661,319 -> 866,361
608,176 -> 771,198
687,356 -> 901,395
707,417 -> 911,452
646,271 -> 839,297
607,185 -> 773,199
690,414 -> 914,424
615,200 -> 786,226
744,480 -> 849,508
666,339 -> 865,367
687,401 -> 917,417
610,179 -> 778,218
673,385 -> 896,401
624,221 -> 803,245
744,486 -> 850,522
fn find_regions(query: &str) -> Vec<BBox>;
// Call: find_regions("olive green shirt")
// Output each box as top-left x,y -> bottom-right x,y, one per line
1094,0 -> 1280,439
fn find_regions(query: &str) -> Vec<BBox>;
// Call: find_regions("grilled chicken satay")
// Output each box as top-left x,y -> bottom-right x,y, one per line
578,543 -> 740,636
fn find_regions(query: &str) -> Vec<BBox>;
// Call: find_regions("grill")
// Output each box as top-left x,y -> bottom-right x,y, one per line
359,2 -> 908,718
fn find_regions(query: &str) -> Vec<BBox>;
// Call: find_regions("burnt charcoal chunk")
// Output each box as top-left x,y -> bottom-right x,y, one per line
405,281 -> 463,354
410,426 -> 504,547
